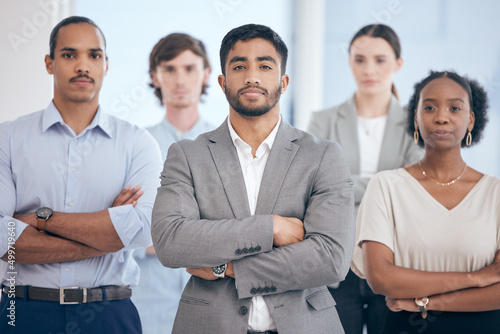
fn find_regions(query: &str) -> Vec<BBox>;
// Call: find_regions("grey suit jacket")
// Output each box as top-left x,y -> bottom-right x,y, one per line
308,95 -> 423,211
152,118 -> 355,334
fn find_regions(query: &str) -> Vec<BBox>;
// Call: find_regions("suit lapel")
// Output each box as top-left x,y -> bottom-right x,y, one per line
207,120 -> 251,219
337,96 -> 360,174
378,96 -> 405,170
255,120 -> 299,215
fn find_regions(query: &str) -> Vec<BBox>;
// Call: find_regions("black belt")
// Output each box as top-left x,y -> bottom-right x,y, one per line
247,331 -> 278,334
3,285 -> 131,304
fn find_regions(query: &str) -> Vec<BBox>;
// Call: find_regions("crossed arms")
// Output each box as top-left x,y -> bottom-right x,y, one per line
0,124 -> 163,265
363,241 -> 500,313
1,187 -> 142,264
151,140 -> 355,298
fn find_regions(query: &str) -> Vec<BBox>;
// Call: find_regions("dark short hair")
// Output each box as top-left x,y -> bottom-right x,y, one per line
407,70 -> 489,147
49,16 -> 106,59
219,24 -> 288,76
148,33 -> 211,104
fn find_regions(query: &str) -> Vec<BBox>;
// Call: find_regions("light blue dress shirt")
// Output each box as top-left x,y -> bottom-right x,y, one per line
147,116 -> 215,161
132,116 -> 214,334
0,101 -> 163,289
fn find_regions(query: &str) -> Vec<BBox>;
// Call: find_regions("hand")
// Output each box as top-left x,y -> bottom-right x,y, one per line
112,185 -> 143,207
471,250 -> 500,287
13,213 -> 37,228
272,215 -> 304,246
386,297 -> 418,313
145,245 -> 156,255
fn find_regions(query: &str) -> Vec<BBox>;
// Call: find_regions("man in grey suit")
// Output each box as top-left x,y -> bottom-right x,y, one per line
152,24 -> 355,334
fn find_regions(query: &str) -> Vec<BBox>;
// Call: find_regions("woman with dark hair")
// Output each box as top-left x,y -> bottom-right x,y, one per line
352,70 -> 500,334
308,24 -> 422,334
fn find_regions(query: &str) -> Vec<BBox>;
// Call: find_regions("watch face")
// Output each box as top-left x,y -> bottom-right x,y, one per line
212,264 -> 226,275
212,264 -> 227,277
36,207 -> 53,219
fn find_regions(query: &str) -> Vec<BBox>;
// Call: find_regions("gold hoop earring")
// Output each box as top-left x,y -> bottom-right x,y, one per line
414,129 -> 419,144
466,131 -> 472,147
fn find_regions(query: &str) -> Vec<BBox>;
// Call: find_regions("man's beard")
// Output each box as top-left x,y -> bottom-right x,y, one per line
225,85 -> 281,117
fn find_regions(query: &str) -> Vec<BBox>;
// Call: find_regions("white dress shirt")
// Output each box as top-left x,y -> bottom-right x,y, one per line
228,115 -> 281,332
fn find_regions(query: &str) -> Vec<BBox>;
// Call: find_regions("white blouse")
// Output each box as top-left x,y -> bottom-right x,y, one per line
352,168 -> 500,277
357,115 -> 387,178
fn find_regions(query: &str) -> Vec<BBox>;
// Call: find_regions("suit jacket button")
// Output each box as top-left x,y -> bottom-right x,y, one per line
250,288 -> 257,295
264,287 -> 270,293
257,287 -> 263,294
242,248 -> 249,254
235,249 -> 242,255
255,246 -> 261,251
239,306 -> 248,315
249,247 -> 255,253
270,286 -> 277,293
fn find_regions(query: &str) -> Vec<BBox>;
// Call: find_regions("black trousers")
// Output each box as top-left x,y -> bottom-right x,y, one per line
0,291 -> 142,334
382,309 -> 500,334
329,269 -> 386,334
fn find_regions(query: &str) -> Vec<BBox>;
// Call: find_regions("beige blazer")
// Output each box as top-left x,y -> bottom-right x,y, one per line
152,119 -> 355,333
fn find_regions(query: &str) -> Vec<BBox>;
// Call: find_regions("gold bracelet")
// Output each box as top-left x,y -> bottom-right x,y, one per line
415,297 -> 429,319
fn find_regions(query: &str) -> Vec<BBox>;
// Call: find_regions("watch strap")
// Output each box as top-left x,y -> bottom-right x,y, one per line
37,216 -> 47,232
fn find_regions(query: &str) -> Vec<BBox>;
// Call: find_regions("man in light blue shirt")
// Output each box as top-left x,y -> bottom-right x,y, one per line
0,16 -> 162,334
132,33 -> 214,334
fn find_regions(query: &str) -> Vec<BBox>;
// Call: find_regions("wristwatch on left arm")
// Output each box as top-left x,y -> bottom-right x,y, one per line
36,207 -> 53,232
415,297 -> 429,319
211,264 -> 227,279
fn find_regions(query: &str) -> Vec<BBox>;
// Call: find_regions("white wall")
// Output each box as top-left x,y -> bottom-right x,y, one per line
0,0 -> 73,123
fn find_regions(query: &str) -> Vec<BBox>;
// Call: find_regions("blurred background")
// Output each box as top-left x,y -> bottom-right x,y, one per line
2,0 -> 499,176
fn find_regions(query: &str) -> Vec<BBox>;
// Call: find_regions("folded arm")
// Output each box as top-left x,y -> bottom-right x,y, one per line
232,143 -> 355,298
1,226 -> 105,264
1,128 -> 162,263
363,241 -> 500,299
152,142 -> 276,268
153,141 -> 355,297
1,186 -> 142,263
387,282 -> 500,313
186,215 -> 305,280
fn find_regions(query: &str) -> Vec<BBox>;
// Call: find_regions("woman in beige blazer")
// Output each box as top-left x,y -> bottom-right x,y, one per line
308,24 -> 423,334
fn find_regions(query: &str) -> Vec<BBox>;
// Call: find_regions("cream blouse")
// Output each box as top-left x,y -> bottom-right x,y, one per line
352,168 -> 500,277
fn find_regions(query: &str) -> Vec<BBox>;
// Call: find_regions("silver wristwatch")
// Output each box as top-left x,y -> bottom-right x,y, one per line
211,264 -> 227,278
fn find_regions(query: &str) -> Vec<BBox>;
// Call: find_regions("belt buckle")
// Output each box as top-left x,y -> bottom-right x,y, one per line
59,287 -> 87,304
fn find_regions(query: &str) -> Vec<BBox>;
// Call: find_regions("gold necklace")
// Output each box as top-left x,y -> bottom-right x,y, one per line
418,161 -> 467,186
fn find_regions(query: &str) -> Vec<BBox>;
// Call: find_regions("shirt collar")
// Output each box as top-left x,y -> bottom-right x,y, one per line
227,114 -> 281,158
161,116 -> 211,138
42,100 -> 113,138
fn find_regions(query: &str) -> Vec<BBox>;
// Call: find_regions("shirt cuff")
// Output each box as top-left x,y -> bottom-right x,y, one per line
107,204 -> 143,248
0,217 -> 29,256
133,247 -> 147,259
